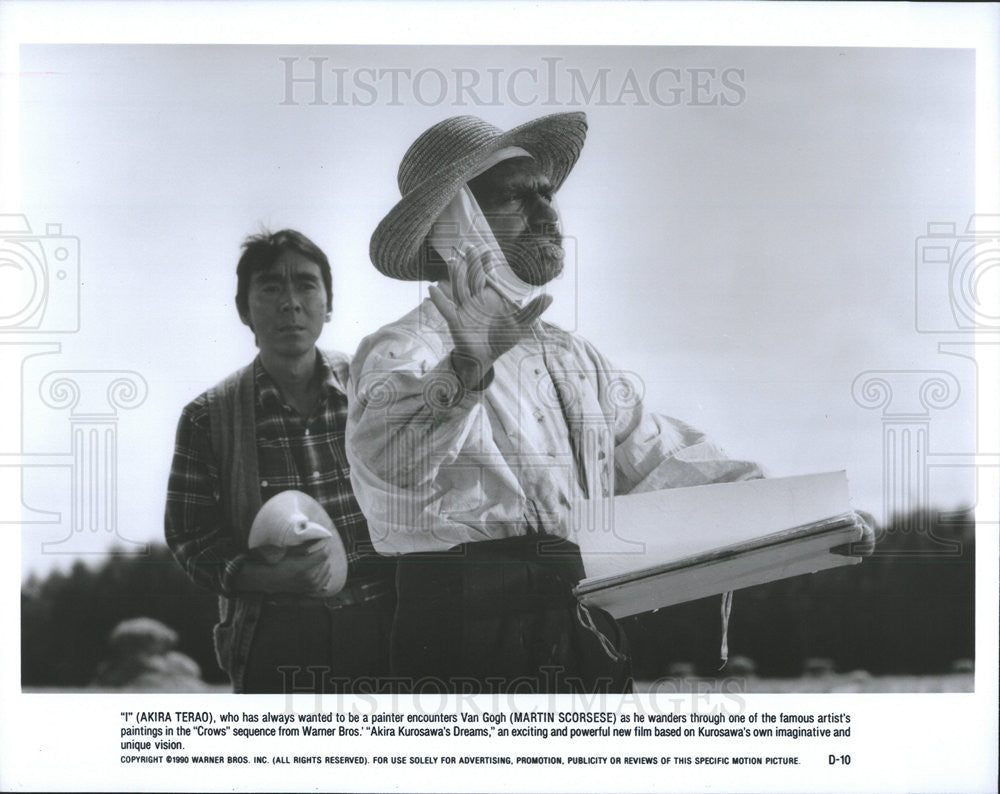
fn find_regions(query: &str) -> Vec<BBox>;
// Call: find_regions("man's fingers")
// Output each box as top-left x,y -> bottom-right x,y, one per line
831,512 -> 877,557
831,538 -> 875,557
450,255 -> 475,306
428,284 -> 458,325
856,510 -> 878,531
854,514 -> 877,557
312,560 -> 332,587
480,283 -> 521,318
465,247 -> 493,296
514,293 -> 554,327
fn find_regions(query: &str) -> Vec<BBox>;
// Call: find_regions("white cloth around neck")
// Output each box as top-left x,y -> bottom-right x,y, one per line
468,145 -> 533,179
428,146 -> 543,308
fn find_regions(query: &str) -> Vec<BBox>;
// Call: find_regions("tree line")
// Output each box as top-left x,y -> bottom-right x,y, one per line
21,508 -> 974,687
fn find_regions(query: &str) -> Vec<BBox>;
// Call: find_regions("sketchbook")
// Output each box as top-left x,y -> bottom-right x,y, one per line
570,471 -> 864,619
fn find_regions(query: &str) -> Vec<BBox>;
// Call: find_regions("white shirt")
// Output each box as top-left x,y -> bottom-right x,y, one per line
346,291 -> 764,555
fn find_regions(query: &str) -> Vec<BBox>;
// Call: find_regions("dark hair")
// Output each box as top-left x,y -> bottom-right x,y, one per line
235,229 -> 333,318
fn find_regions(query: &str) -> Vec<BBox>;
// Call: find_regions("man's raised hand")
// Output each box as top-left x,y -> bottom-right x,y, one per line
831,510 -> 878,557
428,247 -> 553,390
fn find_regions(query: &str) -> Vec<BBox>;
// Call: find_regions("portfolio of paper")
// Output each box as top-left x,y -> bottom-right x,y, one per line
570,471 -> 865,619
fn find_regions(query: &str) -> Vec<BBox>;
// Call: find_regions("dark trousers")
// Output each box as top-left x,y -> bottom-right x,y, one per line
242,594 -> 393,694
390,534 -> 631,693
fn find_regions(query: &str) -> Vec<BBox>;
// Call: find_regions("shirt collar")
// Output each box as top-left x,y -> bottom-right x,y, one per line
316,349 -> 349,397
254,349 -> 347,409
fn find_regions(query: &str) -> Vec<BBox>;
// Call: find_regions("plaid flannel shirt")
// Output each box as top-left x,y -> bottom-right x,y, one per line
165,350 -> 390,594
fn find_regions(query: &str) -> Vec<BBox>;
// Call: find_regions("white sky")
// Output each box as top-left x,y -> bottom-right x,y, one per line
8,44 -> 981,577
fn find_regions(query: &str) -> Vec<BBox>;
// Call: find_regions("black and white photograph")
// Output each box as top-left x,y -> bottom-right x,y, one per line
1,2 -> 997,792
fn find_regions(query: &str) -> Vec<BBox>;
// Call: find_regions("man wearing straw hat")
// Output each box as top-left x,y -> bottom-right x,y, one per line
347,113 -> 764,693
166,230 -> 395,693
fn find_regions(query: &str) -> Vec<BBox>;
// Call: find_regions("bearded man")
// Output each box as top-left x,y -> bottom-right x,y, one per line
347,113 -> 771,693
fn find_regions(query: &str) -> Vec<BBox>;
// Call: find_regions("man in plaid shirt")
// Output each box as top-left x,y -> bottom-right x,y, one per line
165,229 -> 394,693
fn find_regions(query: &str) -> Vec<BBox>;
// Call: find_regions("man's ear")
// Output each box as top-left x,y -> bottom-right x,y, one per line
324,295 -> 333,323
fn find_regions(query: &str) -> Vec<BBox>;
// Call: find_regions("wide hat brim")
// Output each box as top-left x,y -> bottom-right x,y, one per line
370,112 -> 588,281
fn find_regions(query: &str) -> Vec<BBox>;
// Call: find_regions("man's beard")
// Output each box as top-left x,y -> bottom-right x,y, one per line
501,233 -> 565,286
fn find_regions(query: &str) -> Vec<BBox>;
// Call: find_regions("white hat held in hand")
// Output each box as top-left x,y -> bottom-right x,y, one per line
248,490 -> 348,596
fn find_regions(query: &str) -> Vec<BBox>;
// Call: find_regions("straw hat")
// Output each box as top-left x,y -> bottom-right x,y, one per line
370,112 -> 588,281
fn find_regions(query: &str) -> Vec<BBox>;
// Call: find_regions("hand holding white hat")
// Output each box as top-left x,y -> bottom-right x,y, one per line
247,490 -> 348,596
